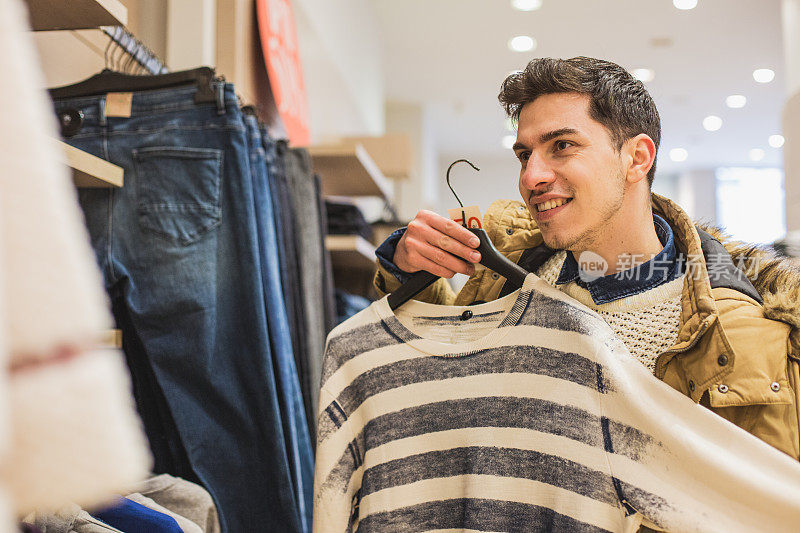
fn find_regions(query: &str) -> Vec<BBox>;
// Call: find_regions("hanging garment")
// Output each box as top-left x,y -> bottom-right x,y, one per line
1,0 -> 150,525
28,503 -> 124,533
92,498 -> 182,533
133,474 -> 219,533
283,147 -> 331,429
315,177 -> 338,338
124,493 -> 202,533
270,140 -> 311,437
52,83 -> 304,532
314,273 -> 800,532
244,112 -> 314,531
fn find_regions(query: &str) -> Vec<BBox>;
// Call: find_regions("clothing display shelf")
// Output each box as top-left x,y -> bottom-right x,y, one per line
309,143 -> 393,200
335,134 -> 413,180
57,140 -> 124,188
325,235 -> 377,271
23,0 -> 127,31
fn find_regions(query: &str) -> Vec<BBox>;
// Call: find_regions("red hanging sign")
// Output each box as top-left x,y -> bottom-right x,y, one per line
256,0 -> 310,146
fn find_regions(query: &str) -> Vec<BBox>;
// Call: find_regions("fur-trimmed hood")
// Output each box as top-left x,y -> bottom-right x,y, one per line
698,222 -> 800,359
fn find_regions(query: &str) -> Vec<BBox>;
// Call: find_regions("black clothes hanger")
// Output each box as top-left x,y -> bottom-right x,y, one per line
49,29 -> 216,104
49,67 -> 218,104
387,159 -> 529,311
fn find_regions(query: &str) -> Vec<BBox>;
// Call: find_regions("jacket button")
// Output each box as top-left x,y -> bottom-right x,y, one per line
460,310 -> 473,321
771,382 -> 780,392
491,273 -> 500,280
718,384 -> 729,393
506,228 -> 514,235
717,354 -> 729,366
688,380 -> 695,392
58,109 -> 84,137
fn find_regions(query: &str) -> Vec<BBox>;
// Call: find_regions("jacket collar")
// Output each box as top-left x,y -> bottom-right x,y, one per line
554,214 -> 680,304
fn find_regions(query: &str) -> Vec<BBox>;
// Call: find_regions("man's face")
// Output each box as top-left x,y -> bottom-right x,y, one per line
514,92 -> 627,252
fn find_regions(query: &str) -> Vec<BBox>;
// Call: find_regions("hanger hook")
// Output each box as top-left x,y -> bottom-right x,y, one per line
446,158 -> 480,209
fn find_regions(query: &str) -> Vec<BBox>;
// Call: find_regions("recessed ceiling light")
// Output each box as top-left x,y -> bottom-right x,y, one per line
673,0 -> 698,9
508,35 -> 536,52
505,118 -> 517,131
753,68 -> 775,83
749,148 -> 765,161
702,115 -> 722,131
631,68 -> 655,82
669,148 -> 688,162
502,135 -> 516,150
511,0 -> 543,11
769,134 -> 785,148
726,94 -> 747,108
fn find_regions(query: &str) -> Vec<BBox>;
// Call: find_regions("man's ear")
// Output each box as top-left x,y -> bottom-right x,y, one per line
623,134 -> 656,184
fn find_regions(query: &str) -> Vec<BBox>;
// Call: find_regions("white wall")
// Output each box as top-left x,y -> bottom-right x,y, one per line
292,0 -> 384,141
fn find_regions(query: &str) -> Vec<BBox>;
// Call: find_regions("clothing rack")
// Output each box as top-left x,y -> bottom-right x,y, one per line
101,26 -> 168,75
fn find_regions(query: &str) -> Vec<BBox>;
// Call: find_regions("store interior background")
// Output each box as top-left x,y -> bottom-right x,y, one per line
34,0 -> 800,257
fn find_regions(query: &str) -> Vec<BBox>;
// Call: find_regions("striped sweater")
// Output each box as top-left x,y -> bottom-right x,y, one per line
314,274 -> 800,532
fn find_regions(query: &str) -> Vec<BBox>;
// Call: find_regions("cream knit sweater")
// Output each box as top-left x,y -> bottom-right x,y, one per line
537,251 -> 683,373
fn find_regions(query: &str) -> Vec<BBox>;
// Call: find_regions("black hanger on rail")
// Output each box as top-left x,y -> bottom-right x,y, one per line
387,159 -> 529,311
49,67 -> 218,104
49,30 -> 217,105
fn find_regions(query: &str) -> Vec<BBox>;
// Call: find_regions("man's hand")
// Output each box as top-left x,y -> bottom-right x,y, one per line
394,210 -> 482,278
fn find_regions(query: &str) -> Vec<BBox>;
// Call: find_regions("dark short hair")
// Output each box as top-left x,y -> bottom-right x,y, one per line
498,56 -> 661,185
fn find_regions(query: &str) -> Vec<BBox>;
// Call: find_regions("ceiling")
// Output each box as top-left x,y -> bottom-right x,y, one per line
371,0 -> 786,175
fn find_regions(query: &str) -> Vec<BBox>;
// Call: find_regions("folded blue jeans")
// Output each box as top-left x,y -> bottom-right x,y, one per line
53,83 -> 302,532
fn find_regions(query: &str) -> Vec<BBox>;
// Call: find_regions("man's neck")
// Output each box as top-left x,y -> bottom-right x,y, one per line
574,209 -> 663,276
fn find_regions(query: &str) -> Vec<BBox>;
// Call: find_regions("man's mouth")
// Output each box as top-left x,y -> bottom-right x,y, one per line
535,198 -> 573,212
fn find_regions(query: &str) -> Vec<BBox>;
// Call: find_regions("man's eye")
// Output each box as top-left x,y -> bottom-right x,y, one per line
518,152 -> 531,162
554,140 -> 572,151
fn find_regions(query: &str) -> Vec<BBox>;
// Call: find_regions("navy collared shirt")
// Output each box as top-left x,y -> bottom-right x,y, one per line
555,214 -> 682,304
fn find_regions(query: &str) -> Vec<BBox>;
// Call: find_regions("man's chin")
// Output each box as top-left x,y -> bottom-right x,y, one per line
541,232 -> 571,251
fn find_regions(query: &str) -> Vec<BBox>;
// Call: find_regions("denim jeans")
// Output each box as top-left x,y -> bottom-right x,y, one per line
266,140 -> 312,437
244,113 -> 313,532
53,83 -> 302,532
282,148 -> 329,429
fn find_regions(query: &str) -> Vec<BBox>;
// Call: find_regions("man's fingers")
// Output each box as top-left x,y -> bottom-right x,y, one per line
415,241 -> 475,277
409,221 -> 482,264
412,254 -> 459,279
418,211 -> 481,248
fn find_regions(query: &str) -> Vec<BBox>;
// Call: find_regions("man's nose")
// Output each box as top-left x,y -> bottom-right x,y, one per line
520,154 -> 556,190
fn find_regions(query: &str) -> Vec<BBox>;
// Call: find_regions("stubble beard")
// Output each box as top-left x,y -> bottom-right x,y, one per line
538,168 -> 626,253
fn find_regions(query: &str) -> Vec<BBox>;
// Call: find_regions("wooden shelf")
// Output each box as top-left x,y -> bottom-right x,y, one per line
56,140 -> 124,188
23,0 -> 128,31
326,235 -> 377,270
338,134 -> 413,180
309,144 -> 393,200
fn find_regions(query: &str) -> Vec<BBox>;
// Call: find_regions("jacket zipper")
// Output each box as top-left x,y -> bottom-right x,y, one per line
655,320 -> 711,377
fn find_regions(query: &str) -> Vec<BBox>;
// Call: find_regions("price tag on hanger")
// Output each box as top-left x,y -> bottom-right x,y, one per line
448,206 -> 483,229
105,93 -> 132,118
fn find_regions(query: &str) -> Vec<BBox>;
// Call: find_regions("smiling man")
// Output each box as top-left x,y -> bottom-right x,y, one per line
372,57 -> 800,462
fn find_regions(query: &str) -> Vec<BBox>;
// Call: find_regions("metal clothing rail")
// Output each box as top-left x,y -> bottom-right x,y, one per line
101,26 -> 168,75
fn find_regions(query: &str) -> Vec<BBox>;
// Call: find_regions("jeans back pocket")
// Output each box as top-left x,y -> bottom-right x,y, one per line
133,146 -> 223,245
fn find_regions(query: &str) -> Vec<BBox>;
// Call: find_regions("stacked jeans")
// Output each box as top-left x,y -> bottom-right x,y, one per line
52,82 -> 312,532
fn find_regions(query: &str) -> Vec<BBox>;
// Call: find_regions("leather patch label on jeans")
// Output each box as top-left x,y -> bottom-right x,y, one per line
106,92 -> 133,117
448,205 -> 483,228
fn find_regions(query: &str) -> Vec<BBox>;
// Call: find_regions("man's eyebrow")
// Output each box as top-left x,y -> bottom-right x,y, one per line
539,128 -> 580,144
512,128 -> 581,152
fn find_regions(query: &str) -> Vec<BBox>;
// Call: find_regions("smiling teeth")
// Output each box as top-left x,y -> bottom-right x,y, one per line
537,198 -> 569,212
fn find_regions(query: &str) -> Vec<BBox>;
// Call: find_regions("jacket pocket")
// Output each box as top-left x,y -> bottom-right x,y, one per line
133,146 -> 222,245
